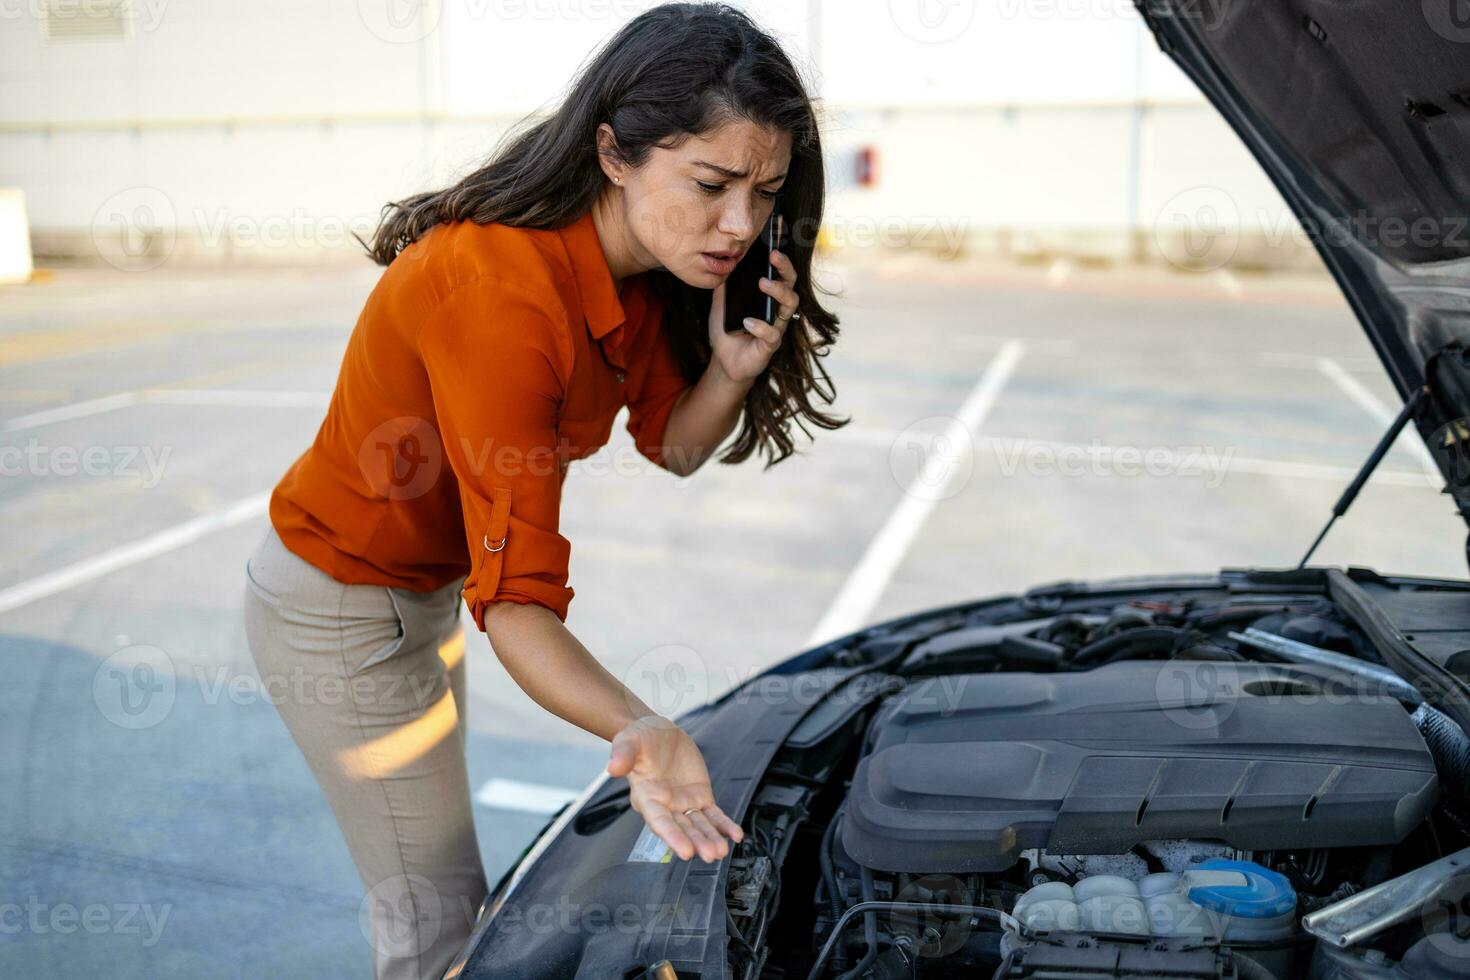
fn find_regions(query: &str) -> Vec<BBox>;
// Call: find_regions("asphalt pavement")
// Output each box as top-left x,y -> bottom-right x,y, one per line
1,252 -> 1460,977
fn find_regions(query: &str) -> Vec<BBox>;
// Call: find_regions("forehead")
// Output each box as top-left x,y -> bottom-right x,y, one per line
665,119 -> 791,179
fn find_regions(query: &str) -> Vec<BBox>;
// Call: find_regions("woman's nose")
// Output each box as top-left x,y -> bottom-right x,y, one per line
717,197 -> 758,241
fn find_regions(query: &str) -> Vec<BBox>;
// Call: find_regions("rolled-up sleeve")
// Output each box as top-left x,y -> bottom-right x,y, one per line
624,305 -> 695,472
419,277 -> 575,629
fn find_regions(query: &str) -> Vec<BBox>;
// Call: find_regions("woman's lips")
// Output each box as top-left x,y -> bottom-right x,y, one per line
700,251 -> 738,275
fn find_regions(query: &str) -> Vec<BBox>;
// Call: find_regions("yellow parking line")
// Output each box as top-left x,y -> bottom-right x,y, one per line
0,320 -> 209,368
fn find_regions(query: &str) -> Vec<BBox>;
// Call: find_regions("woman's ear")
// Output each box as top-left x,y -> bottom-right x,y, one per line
595,123 -> 625,185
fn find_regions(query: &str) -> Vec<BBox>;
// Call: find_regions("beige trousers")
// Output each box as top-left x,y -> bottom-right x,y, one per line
242,524 -> 487,980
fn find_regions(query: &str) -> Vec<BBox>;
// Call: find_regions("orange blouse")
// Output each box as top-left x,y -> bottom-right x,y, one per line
269,209 -> 693,630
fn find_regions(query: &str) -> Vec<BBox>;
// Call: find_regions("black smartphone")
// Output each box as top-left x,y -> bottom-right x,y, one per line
723,199 -> 785,334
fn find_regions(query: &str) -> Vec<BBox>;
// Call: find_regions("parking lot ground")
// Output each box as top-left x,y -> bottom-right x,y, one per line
1,254 -> 1460,977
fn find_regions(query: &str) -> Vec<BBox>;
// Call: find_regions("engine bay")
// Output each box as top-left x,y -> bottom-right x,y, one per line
722,575 -> 1470,980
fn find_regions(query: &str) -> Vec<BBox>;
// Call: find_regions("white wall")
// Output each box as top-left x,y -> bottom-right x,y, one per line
0,0 -> 1305,267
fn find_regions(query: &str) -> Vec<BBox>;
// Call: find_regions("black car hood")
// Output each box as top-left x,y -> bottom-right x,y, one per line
1136,0 -> 1470,523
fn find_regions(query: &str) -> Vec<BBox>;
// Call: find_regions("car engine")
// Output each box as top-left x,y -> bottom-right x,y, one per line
844,661 -> 1437,873
722,578 -> 1470,980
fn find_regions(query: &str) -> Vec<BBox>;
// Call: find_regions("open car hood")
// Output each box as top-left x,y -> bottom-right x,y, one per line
1135,0 -> 1470,526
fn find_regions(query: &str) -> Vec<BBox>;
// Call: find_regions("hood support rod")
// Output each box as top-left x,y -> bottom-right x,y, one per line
1298,386 -> 1428,568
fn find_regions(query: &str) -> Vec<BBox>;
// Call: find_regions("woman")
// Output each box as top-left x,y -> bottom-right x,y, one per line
241,3 -> 843,977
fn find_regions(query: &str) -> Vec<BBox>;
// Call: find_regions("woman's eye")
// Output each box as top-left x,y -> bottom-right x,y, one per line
696,181 -> 779,200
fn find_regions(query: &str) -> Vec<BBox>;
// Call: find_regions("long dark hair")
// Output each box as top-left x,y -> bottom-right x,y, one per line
360,1 -> 847,467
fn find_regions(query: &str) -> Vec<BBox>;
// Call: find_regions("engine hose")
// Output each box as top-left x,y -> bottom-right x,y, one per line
1299,880 -> 1360,915
820,808 -> 847,969
1413,703 -> 1470,803
1072,627 -> 1191,667
835,866 -> 878,980
1230,952 -> 1277,980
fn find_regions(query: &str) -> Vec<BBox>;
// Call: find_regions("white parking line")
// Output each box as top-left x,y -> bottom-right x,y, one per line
0,492 -> 269,616
1317,357 -> 1440,479
2,392 -> 143,432
3,388 -> 328,432
1257,352 -> 1382,372
473,777 -> 582,815
805,341 -> 1024,648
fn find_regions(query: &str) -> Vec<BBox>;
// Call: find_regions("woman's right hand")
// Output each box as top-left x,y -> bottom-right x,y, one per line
606,714 -> 745,862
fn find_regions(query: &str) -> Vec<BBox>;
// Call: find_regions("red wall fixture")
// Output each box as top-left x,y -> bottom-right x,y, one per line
854,145 -> 879,188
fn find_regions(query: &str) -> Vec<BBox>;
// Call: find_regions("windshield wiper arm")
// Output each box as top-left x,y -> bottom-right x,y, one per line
1298,386 -> 1428,568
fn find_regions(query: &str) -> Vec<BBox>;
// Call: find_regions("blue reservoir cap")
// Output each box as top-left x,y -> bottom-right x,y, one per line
1186,859 -> 1296,918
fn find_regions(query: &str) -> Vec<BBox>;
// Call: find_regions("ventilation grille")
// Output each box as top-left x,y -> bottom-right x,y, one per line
42,0 -> 133,42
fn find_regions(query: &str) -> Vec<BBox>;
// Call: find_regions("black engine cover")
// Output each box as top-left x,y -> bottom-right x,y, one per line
842,661 -> 1438,872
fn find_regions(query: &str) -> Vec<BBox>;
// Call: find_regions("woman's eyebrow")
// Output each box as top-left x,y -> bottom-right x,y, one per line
692,160 -> 787,183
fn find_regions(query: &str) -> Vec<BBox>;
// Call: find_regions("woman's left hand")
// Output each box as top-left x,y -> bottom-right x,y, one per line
607,715 -> 746,862
708,247 -> 800,385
